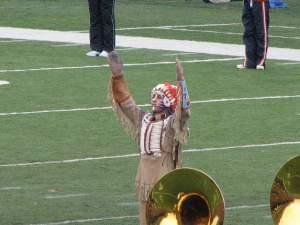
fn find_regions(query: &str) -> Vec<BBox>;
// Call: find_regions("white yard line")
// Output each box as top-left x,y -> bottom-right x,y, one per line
51,43 -> 87,47
0,57 -> 242,73
116,23 -> 241,31
0,80 -> 9,85
280,62 -> 300,65
0,27 -> 300,61
0,153 -> 139,167
226,204 -> 268,210
0,106 -> 112,116
29,215 -> 138,225
0,39 -> 29,43
0,186 -> 22,191
117,201 -> 269,210
1,141 -> 299,168
184,141 -> 300,153
0,94 -> 299,116
270,25 -> 300,30
44,193 -> 88,199
165,27 -> 300,40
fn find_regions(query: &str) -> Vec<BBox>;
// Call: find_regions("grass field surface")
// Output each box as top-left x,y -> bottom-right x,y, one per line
0,0 -> 299,225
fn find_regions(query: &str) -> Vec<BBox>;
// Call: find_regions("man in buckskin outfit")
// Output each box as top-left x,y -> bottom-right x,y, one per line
107,51 -> 191,225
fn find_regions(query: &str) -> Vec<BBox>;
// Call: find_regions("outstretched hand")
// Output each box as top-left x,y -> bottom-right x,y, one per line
108,51 -> 124,76
176,58 -> 185,81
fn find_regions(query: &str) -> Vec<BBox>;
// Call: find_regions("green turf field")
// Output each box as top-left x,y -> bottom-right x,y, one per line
0,0 -> 299,225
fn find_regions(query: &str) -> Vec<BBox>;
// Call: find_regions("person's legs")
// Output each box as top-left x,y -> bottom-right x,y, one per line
242,2 -> 257,68
254,1 -> 269,68
88,0 -> 103,52
101,0 -> 115,52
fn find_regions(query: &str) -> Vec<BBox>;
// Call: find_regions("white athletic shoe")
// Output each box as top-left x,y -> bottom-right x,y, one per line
236,64 -> 246,69
99,50 -> 108,58
256,65 -> 265,70
86,50 -> 101,57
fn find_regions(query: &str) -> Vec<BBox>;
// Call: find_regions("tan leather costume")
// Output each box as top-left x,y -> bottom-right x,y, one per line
108,58 -> 190,225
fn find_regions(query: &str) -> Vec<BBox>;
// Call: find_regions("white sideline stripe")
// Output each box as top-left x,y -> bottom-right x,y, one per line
1,141 -> 300,168
0,186 -> 22,191
0,80 -> 9,85
0,94 -> 299,116
44,193 -> 88,199
0,57 -> 241,73
28,215 -> 138,225
1,27 -> 300,61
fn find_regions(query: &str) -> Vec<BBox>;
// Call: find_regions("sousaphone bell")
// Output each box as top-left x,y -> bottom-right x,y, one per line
270,155 -> 300,225
146,167 -> 225,225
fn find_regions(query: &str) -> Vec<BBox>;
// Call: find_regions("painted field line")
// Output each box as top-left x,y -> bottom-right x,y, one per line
184,141 -> 300,153
280,62 -> 300,65
270,25 -> 300,30
28,203 -> 268,225
29,215 -> 138,225
0,80 -> 9,85
51,43 -> 87,47
167,27 -> 300,41
0,153 -> 139,167
0,65 -> 105,73
70,24 -> 300,31
0,186 -> 22,191
117,201 -> 268,210
0,57 -> 241,73
118,202 -> 139,206
0,106 -> 112,116
1,141 -> 300,168
226,204 -> 268,210
44,193 -> 88,199
1,27 -> 300,61
116,23 -> 241,31
120,24 -> 300,30
1,94 -> 299,117
71,24 -> 300,32
0,39 -> 29,43
192,94 -> 300,104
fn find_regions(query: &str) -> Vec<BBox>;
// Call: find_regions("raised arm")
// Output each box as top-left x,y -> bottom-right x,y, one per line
173,58 -> 191,144
107,51 -> 142,140
108,51 -> 130,103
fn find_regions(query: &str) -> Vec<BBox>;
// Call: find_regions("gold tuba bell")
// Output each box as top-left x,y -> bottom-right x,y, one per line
146,167 -> 225,225
270,155 -> 300,225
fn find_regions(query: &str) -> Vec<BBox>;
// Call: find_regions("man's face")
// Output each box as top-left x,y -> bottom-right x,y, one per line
151,92 -> 166,113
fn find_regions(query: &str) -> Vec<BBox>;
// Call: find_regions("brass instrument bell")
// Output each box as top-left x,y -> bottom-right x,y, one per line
270,155 -> 300,225
146,168 -> 225,225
